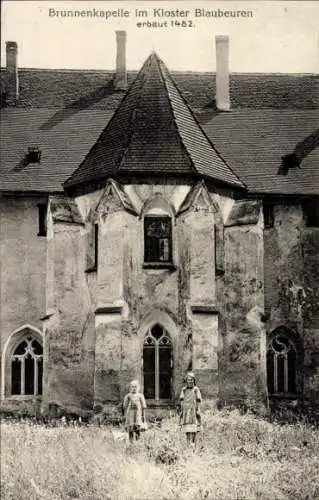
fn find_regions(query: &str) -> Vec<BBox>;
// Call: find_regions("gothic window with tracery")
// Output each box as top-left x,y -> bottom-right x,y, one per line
11,336 -> 43,396
143,325 -> 172,400
267,330 -> 297,396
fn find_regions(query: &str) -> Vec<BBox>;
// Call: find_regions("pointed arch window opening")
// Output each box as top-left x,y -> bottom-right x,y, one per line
11,336 -> 43,396
267,333 -> 297,396
143,325 -> 172,401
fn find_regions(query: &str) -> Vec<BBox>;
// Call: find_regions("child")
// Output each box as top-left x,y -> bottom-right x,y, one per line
123,380 -> 147,443
179,372 -> 202,447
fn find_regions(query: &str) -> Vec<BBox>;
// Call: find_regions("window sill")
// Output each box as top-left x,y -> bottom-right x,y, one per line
143,262 -> 177,271
85,266 -> 97,274
269,393 -> 297,400
216,268 -> 225,277
4,395 -> 42,401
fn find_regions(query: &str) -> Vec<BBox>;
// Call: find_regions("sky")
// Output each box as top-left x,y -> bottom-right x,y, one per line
1,0 -> 318,73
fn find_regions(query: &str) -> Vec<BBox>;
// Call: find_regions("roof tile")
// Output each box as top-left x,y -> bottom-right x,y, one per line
1,68 -> 318,110
65,54 -> 242,189
1,57 -> 318,195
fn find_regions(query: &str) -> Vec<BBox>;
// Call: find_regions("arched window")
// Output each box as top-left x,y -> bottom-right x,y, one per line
144,216 -> 172,263
11,336 -> 43,396
143,325 -> 172,400
143,196 -> 173,264
267,329 -> 297,396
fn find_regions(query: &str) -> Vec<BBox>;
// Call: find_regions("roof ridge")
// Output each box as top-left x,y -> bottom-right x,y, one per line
151,53 -> 198,176
1,66 -> 317,77
64,57 -> 151,188
116,59 -> 152,170
158,58 -> 245,188
116,52 -> 195,175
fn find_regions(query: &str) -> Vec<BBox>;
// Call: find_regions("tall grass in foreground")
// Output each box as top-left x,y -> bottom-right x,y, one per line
1,409 -> 318,500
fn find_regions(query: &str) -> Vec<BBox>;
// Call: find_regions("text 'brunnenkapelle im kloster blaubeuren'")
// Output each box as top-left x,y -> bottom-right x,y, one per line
48,7 -> 254,28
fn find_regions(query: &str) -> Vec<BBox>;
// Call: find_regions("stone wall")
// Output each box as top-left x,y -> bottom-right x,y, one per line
302,229 -> 319,402
220,201 -> 266,408
0,195 -> 47,405
264,203 -> 319,404
0,195 -> 47,340
76,181 -> 224,406
2,184 -> 318,415
43,204 -> 95,411
178,186 -> 221,400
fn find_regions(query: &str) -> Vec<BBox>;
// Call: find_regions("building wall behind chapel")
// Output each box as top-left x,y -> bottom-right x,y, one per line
43,212 -> 96,412
5,185 -> 316,414
0,195 -> 47,404
218,209 -> 267,410
264,203 -> 319,405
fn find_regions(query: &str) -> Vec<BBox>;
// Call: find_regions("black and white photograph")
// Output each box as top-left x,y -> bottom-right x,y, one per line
1,1 -> 318,498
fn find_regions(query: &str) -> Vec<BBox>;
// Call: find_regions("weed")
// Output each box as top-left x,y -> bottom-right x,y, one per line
1,408 -> 318,500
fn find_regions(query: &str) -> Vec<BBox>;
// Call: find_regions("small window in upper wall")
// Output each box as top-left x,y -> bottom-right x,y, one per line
144,216 -> 172,263
86,222 -> 98,272
303,198 -> 319,227
263,201 -> 274,229
94,223 -> 99,269
37,203 -> 47,237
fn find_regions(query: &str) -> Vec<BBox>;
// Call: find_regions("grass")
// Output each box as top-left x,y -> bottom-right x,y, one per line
1,408 -> 318,500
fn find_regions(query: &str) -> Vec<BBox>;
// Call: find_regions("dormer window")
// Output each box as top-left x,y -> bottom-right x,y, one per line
26,147 -> 41,164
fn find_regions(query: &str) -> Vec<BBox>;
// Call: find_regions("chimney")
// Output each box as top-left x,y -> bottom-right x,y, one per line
114,31 -> 127,90
215,36 -> 230,111
6,41 -> 19,103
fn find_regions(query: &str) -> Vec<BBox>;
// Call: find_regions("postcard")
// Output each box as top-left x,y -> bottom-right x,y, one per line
1,1 -> 318,499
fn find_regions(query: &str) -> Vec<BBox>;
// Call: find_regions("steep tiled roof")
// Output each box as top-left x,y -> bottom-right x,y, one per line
0,56 -> 318,195
0,108 -> 112,192
1,68 -> 318,110
64,53 -> 243,189
1,108 -> 318,195
199,110 -> 319,195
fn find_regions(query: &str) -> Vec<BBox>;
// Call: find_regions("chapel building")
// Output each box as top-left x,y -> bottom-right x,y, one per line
1,32 -> 318,415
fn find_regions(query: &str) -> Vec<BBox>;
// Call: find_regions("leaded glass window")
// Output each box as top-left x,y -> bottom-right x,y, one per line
143,325 -> 172,400
267,332 -> 297,395
144,216 -> 172,263
11,336 -> 43,396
